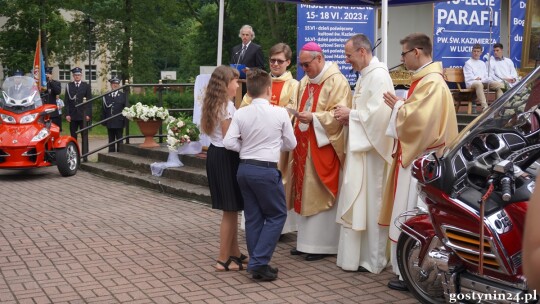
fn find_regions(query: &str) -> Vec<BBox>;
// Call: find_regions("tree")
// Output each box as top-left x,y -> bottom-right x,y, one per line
0,0 -> 74,74
175,0 -> 297,81
0,0 -> 298,83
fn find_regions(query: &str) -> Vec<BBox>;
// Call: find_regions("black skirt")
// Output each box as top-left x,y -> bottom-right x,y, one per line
206,144 -> 244,211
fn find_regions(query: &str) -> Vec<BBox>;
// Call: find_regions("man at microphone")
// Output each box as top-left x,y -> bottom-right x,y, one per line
230,25 -> 265,70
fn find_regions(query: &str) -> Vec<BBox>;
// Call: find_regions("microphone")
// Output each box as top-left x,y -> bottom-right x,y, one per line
235,47 -> 245,66
234,49 -> 241,65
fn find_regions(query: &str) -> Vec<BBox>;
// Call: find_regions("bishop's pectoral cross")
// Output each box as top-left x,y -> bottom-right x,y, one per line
304,85 -> 314,112
299,85 -> 315,132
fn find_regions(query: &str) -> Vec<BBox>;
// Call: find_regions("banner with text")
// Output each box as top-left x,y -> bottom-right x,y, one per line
509,0 -> 526,68
433,0 -> 501,68
297,4 -> 375,85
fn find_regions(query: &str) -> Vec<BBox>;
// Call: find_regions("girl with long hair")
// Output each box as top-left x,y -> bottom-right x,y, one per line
201,65 -> 246,271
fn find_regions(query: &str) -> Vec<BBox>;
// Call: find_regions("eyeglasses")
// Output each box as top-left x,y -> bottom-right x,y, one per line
269,58 -> 286,65
299,57 -> 317,68
401,48 -> 423,57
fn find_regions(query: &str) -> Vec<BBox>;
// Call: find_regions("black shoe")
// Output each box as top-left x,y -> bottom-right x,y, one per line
290,248 -> 305,255
252,265 -> 278,274
305,254 -> 329,261
387,276 -> 409,291
267,265 -> 278,274
357,266 -> 369,273
250,265 -> 278,281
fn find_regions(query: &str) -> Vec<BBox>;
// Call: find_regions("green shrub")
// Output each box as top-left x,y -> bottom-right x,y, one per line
86,86 -> 195,129
127,89 -> 194,109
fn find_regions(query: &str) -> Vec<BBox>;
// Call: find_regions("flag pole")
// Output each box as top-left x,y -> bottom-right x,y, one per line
33,31 -> 47,92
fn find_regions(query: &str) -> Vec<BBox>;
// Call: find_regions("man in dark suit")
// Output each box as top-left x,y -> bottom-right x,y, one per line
101,77 -> 127,152
64,67 -> 92,140
44,67 -> 63,131
230,25 -> 265,70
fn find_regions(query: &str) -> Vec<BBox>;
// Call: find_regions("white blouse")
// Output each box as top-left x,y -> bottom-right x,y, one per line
209,100 -> 236,147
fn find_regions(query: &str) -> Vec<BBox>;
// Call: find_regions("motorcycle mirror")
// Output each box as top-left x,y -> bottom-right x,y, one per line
412,153 -> 441,184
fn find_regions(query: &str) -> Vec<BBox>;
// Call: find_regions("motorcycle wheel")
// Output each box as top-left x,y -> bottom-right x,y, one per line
56,142 -> 80,177
397,233 -> 446,304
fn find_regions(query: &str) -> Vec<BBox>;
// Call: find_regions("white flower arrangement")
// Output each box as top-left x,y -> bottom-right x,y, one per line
165,115 -> 200,151
121,102 -> 169,121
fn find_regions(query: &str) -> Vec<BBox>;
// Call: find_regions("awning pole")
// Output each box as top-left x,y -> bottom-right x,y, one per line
382,0 -> 388,64
217,0 -> 224,66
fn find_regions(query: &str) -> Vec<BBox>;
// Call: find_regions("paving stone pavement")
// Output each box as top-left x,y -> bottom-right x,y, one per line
0,141 -> 417,303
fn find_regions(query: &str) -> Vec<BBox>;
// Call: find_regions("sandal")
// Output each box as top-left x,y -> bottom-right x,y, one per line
230,253 -> 249,265
215,257 -> 244,272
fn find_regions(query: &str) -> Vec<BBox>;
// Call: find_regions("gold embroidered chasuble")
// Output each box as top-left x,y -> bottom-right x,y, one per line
379,62 -> 459,226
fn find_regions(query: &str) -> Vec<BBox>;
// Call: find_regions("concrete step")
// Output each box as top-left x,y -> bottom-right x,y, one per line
80,142 -> 211,205
81,161 -> 211,205
119,143 -> 206,169
96,152 -> 208,187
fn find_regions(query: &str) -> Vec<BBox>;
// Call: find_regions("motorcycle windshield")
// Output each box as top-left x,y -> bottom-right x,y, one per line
1,76 -> 43,111
445,66 -> 540,154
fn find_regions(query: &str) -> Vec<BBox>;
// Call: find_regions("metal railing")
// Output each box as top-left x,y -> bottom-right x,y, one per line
74,82 -> 195,161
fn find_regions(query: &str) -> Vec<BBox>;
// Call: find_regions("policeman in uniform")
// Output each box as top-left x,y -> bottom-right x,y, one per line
101,77 -> 127,152
44,67 -> 63,131
64,67 -> 92,140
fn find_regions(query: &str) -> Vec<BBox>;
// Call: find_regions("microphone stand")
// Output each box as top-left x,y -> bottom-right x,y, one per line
389,63 -> 404,71
372,38 -> 382,53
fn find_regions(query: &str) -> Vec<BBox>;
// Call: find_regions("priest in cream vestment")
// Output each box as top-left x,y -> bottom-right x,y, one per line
334,35 -> 394,273
380,33 -> 459,291
240,43 -> 299,234
291,42 -> 351,261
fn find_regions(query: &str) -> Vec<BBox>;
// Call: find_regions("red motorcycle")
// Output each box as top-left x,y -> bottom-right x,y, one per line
0,75 -> 79,176
396,66 -> 540,304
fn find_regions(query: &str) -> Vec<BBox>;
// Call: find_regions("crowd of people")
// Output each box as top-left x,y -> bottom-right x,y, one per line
202,25 -> 468,287
7,23 -> 527,287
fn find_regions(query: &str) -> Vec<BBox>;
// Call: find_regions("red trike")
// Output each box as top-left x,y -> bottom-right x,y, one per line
0,75 -> 79,176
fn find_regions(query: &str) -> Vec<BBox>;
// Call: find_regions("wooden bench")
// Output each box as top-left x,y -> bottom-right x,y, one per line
443,67 -> 503,114
443,68 -> 478,114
